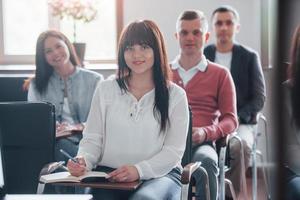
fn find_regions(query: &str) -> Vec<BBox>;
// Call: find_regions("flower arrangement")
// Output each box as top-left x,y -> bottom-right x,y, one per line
48,0 -> 97,42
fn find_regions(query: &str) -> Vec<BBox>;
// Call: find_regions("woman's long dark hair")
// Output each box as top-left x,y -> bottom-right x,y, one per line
289,26 -> 300,127
117,20 -> 171,133
35,30 -> 80,94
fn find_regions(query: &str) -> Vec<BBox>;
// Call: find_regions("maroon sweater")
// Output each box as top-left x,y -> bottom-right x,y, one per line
172,61 -> 238,141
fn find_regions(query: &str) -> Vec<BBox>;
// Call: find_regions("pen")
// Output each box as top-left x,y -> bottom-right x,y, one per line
59,149 -> 78,163
48,161 -> 66,173
57,161 -> 68,171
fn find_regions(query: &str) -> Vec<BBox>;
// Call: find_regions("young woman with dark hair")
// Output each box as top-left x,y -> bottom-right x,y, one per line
117,20 -> 171,133
28,30 -> 103,163
67,20 -> 189,200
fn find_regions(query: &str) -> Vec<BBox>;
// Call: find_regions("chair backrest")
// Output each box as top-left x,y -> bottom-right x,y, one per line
0,76 -> 29,102
0,130 -> 6,198
0,102 -> 55,194
181,107 -> 193,167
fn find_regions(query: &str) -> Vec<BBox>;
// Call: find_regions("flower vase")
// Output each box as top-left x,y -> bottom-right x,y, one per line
73,43 -> 86,66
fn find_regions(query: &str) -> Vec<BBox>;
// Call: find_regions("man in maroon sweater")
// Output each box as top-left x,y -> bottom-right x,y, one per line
171,10 -> 238,200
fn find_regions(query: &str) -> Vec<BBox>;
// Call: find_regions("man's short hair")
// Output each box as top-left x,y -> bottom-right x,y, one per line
176,10 -> 208,33
211,5 -> 240,22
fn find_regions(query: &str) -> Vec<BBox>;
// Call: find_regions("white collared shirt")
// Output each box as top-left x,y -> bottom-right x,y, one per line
171,55 -> 208,86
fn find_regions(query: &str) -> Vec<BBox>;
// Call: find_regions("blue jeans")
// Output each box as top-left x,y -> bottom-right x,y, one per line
285,166 -> 300,200
55,134 -> 82,163
91,167 -> 182,200
286,177 -> 300,199
192,143 -> 219,200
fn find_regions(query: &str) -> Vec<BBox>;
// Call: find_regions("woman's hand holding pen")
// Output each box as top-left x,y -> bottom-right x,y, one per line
67,156 -> 87,177
107,165 -> 139,182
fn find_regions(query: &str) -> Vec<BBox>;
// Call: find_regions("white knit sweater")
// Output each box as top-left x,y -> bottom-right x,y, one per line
77,79 -> 189,180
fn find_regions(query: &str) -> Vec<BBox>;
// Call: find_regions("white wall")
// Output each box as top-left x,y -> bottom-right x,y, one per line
123,0 -> 262,61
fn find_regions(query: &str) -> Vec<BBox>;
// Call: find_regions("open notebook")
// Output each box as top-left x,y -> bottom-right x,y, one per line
40,171 -> 108,184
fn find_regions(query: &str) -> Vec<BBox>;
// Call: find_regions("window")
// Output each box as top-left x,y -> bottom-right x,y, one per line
0,0 -> 122,65
260,0 -> 277,69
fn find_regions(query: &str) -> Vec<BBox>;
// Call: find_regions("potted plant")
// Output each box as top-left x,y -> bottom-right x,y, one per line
48,0 -> 97,64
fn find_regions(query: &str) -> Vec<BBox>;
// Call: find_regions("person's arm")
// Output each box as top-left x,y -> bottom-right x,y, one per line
201,70 -> 238,141
192,127 -> 207,144
238,52 -> 266,122
134,91 -> 189,180
76,82 -> 105,171
27,80 -> 40,101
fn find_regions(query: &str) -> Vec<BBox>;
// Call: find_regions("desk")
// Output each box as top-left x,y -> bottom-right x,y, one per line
4,194 -> 93,200
53,180 -> 142,191
37,162 -> 143,194
37,180 -> 142,194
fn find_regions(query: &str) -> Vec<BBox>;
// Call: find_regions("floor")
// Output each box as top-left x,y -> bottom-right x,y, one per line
245,167 -> 270,200
190,167 -> 270,200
